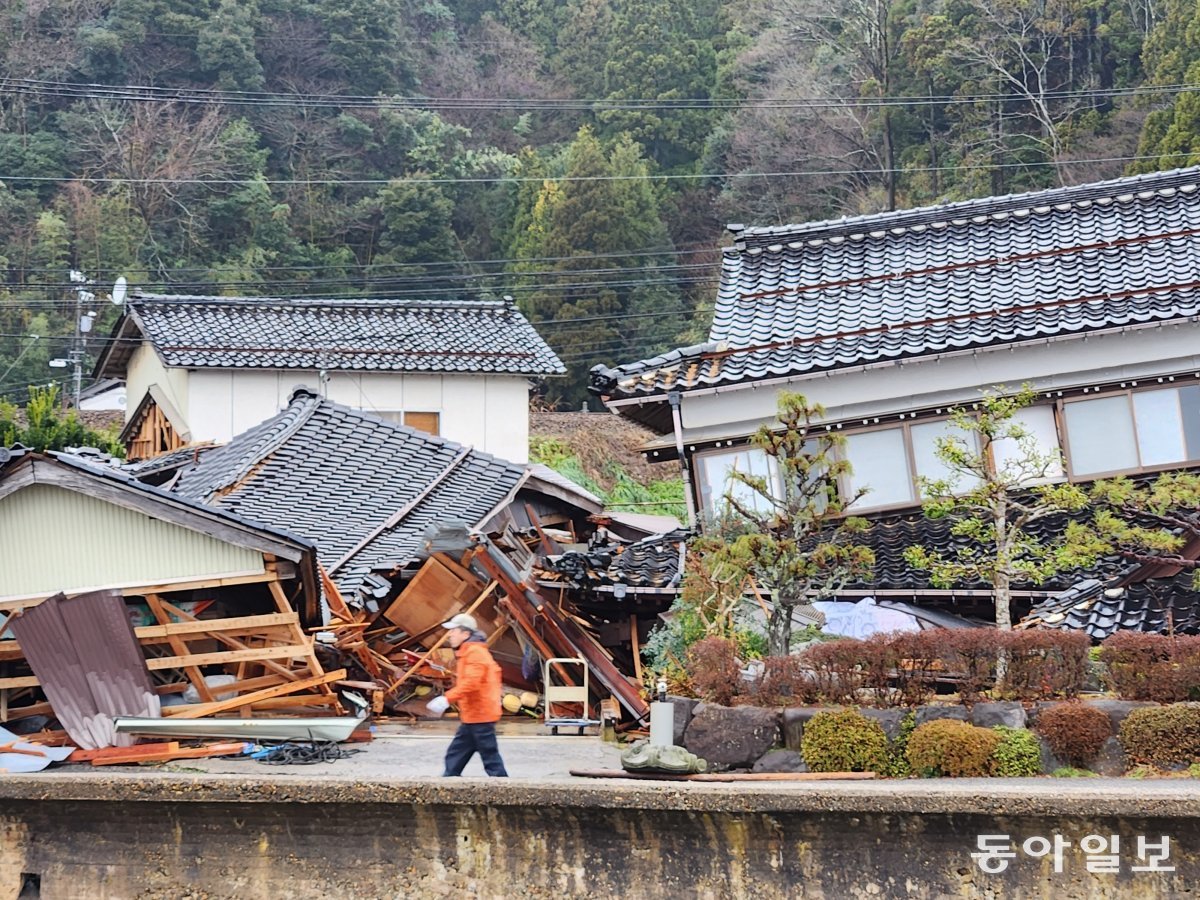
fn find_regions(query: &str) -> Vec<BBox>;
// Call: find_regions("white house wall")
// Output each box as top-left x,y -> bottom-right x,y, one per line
679,321 -> 1200,441
185,369 -> 530,462
124,343 -> 190,426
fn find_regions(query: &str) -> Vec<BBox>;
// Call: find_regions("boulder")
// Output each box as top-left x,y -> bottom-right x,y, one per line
1083,699 -> 1159,734
668,695 -> 700,746
860,708 -> 911,742
970,702 -> 1027,730
914,706 -> 968,727
752,749 -> 808,774
684,704 -> 782,769
1091,736 -> 1127,777
781,706 -> 830,750
1037,736 -> 1065,775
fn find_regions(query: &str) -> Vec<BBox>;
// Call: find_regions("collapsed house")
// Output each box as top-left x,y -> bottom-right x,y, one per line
0,446 -> 343,745
117,388 -> 670,722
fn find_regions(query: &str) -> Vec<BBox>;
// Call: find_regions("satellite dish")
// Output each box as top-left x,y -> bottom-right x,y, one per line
111,276 -> 127,306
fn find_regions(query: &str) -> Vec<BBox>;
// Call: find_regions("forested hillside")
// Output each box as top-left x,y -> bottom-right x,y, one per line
0,0 -> 1192,406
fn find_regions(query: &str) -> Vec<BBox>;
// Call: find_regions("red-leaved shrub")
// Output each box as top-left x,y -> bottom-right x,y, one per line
684,636 -> 742,706
1035,702 -> 1112,767
999,630 -> 1091,701
1101,633 -> 1200,702
753,655 -> 820,706
799,639 -> 864,705
939,629 -> 1003,704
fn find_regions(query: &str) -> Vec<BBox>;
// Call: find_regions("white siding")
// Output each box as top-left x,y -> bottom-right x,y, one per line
124,343 -> 190,427
183,368 -> 529,461
678,321 -> 1200,442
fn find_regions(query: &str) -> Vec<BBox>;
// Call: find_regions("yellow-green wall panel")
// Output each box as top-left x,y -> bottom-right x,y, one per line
0,483 -> 264,599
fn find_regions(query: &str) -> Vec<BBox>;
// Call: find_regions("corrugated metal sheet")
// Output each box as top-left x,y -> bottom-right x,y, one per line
0,483 -> 264,600
11,590 -> 160,749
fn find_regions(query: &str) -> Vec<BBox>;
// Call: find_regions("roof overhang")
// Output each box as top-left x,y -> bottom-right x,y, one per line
92,310 -> 147,380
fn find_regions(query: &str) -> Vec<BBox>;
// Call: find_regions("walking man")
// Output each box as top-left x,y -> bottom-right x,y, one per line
429,613 -> 509,777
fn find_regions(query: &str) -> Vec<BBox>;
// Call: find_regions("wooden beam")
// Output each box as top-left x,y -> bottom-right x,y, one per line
144,644 -> 313,671
168,668 -> 347,719
630,615 -> 644,685
135,612 -> 297,641
146,593 -> 214,703
154,598 -> 306,684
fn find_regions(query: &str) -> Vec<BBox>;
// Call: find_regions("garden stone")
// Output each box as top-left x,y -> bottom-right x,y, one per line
914,706 -> 968,727
970,702 -> 1027,730
781,707 -> 831,750
860,708 -> 910,742
668,695 -> 700,746
1038,736 -> 1065,775
684,704 -> 781,769
1091,736 -> 1127,777
1084,699 -> 1158,734
753,749 -> 808,774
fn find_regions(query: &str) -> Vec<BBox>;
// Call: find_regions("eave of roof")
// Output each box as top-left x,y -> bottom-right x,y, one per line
593,166 -> 1200,404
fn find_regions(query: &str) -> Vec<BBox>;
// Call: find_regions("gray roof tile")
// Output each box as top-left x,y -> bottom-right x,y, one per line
592,166 -> 1200,399
171,389 -> 526,597
121,293 -> 564,375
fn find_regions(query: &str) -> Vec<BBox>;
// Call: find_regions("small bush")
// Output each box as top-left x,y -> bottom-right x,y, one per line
801,708 -> 889,773
684,637 -> 742,706
1051,767 -> 1098,778
1035,702 -> 1112,768
999,630 -> 1091,701
752,655 -> 819,706
1101,633 -> 1200,702
799,639 -> 864,706
883,711 -> 917,778
990,726 -> 1042,777
906,719 -> 1002,777
940,629 -> 1002,704
1119,704 -> 1200,767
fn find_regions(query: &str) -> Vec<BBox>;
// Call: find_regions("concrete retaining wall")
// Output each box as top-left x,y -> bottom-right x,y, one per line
2,776 -> 1198,899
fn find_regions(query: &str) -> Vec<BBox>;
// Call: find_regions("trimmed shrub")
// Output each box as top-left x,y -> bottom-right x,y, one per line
799,639 -> 864,706
999,630 -> 1091,701
801,708 -> 889,773
1101,633 -> 1200,703
990,726 -> 1042,777
1119,704 -> 1200,767
939,629 -> 1002,704
752,655 -> 819,706
906,719 -> 1002,777
1035,702 -> 1112,768
684,637 -> 742,706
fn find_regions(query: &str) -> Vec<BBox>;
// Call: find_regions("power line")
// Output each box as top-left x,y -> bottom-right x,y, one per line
5,76 -> 1196,112
0,151 -> 1180,188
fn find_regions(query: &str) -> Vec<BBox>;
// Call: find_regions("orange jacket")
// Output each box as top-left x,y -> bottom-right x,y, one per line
444,639 -> 502,723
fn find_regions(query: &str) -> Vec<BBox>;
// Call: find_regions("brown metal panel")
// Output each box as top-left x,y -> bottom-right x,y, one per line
11,590 -> 160,749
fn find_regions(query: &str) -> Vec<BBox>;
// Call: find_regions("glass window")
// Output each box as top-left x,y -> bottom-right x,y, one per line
1182,385 -> 1200,459
1064,396 -> 1138,476
844,428 -> 913,507
1132,389 -> 1185,466
992,405 -> 1064,483
910,419 -> 980,494
697,447 -> 779,515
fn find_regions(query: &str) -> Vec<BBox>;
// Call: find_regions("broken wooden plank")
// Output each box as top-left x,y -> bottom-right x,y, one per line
168,668 -> 347,719
91,741 -> 248,766
69,742 -> 180,764
144,644 -> 313,671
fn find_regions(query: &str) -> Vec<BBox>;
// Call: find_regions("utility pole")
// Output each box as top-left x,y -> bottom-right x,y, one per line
51,271 -> 97,410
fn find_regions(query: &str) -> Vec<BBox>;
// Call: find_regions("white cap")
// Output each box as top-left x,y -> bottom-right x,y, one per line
442,613 -> 478,631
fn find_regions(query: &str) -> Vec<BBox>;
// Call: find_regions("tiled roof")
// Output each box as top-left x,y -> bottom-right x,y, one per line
592,166 -> 1200,400
170,389 -> 527,598
1023,573 -> 1200,638
102,293 -> 564,376
549,529 -> 689,591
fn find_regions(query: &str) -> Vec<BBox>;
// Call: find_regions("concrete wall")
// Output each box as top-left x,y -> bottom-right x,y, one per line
1,777 -> 1196,899
180,370 -> 531,462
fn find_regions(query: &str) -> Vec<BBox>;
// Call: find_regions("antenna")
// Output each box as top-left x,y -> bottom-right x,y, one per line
111,276 -> 127,306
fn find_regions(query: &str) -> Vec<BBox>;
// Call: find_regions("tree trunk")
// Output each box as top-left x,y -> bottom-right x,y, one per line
767,603 -> 792,658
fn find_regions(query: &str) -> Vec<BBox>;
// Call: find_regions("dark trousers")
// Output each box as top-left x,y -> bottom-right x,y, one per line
443,721 -> 509,777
